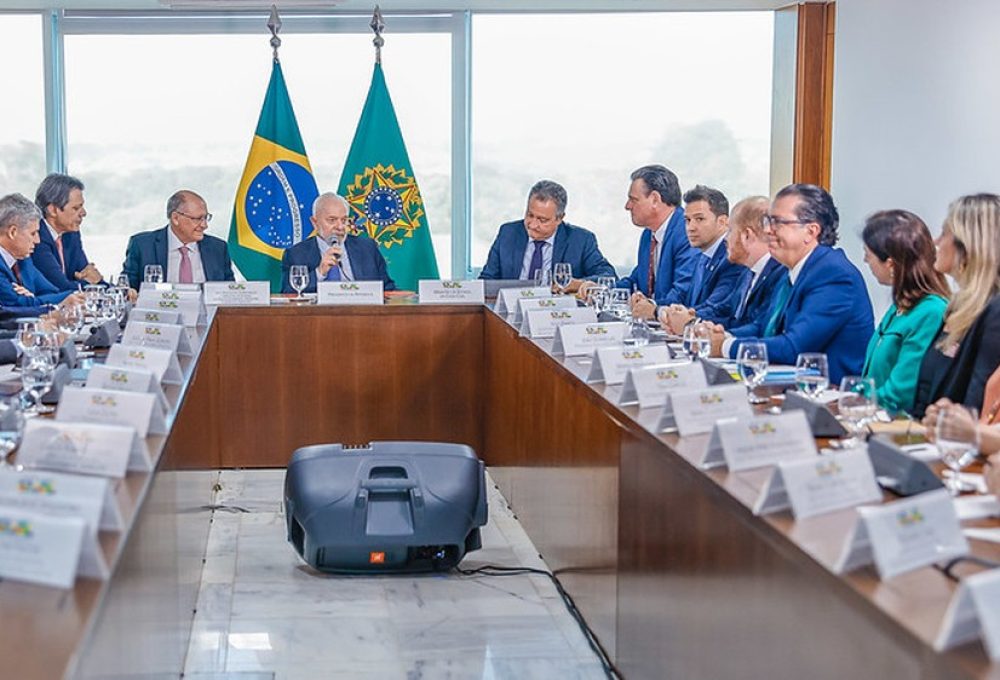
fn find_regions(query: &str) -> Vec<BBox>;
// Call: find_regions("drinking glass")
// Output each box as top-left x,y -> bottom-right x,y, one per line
837,376 -> 878,447
682,323 -> 711,361
57,303 -> 82,338
0,397 -> 25,468
936,405 -> 981,496
596,276 -> 617,291
115,272 -> 131,290
533,267 -> 552,288
21,355 -> 55,416
83,284 -> 103,322
590,285 -> 610,313
737,341 -> 769,404
553,263 -> 572,295
289,265 -> 309,298
623,315 -> 651,347
608,288 -> 631,321
144,264 -> 164,284
795,352 -> 830,399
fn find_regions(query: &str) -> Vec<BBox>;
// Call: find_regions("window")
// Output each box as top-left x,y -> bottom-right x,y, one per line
0,14 -> 46,199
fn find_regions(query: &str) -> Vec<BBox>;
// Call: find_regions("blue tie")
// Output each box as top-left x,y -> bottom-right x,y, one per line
325,265 -> 342,281
763,278 -> 793,337
689,254 -> 710,306
732,269 -> 754,321
527,240 -> 546,280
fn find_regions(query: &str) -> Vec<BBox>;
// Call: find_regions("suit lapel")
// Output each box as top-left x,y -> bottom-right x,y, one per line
344,236 -> 364,279
155,228 -> 170,272
509,225 -> 529,279
551,223 -> 569,265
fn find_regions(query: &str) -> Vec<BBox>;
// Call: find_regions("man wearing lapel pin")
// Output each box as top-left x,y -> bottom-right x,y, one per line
280,192 -> 396,294
479,179 -> 615,290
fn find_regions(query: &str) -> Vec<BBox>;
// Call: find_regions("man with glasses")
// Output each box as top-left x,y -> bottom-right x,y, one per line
122,190 -> 235,289
280,192 -> 395,294
479,179 -> 615,289
709,183 -> 873,384
32,173 -> 104,291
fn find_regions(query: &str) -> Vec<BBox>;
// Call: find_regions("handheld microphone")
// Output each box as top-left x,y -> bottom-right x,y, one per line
326,234 -> 342,263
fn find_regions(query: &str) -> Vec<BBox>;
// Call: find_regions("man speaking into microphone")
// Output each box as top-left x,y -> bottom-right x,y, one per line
281,192 -> 396,294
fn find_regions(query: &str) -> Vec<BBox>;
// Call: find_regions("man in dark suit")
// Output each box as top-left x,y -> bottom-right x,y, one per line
280,192 -> 395,294
711,184 -> 874,384
633,185 -> 747,330
479,179 -> 614,289
123,190 -> 235,290
720,196 -> 788,331
31,173 -> 104,291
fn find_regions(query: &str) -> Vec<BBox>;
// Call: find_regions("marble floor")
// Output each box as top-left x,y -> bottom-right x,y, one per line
183,469 -> 609,680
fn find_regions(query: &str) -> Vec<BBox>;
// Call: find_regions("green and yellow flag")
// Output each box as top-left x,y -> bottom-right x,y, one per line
228,60 -> 319,291
338,64 -> 438,290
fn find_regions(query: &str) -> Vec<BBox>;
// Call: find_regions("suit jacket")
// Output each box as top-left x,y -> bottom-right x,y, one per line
280,234 -> 397,294
617,208 -> 699,305
684,240 -> 747,324
123,226 -> 235,290
725,257 -> 788,331
31,220 -> 92,291
478,220 -> 615,281
729,245 -> 874,384
0,255 -> 72,308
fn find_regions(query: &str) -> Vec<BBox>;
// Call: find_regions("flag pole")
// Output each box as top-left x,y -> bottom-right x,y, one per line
370,5 -> 385,65
268,5 -> 282,63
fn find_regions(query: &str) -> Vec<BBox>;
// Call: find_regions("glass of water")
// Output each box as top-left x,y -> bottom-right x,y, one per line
533,267 -> 552,288
682,322 -> 711,361
144,264 -> 164,284
737,341 -> 769,404
609,288 -> 631,321
795,352 -> 829,399
289,265 -> 309,298
936,404 -> 981,496
837,376 -> 878,447
21,355 -> 55,416
553,263 -> 572,295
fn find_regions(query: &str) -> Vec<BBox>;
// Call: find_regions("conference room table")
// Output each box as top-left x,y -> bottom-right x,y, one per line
4,299 -> 1000,679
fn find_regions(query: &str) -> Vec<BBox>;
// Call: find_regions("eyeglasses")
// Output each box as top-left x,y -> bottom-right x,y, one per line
175,211 -> 213,224
762,215 -> 808,230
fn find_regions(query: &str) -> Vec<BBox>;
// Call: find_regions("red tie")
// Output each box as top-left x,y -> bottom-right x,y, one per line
11,261 -> 22,285
55,234 -> 66,272
647,234 -> 657,296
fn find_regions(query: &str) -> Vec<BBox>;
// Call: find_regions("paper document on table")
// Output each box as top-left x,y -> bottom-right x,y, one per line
954,495 -> 1000,521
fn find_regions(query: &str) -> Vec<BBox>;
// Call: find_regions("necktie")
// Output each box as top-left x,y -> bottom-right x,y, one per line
178,245 -> 193,284
55,234 -> 66,272
325,265 -> 342,281
732,269 -> 754,321
763,278 -> 793,337
527,240 -> 546,280
689,254 -> 710,306
647,235 -> 658,296
10,261 -> 21,285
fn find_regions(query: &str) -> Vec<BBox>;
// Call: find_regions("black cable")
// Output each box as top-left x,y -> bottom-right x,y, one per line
938,555 -> 1000,582
454,563 -> 622,680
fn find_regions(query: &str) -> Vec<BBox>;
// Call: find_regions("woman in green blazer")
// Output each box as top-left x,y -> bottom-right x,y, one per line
861,210 -> 950,414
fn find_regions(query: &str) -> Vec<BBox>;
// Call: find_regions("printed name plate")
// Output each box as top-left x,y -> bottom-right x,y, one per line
656,383 -> 752,436
105,344 -> 183,385
136,290 -> 204,326
140,282 -> 201,293
86,364 -> 169,414
203,281 -> 270,306
936,568 -> 1000,658
835,488 -> 968,580
514,295 -> 576,326
584,345 -> 669,385
56,387 -> 166,439
418,280 -> 485,304
0,508 -> 88,588
129,308 -> 182,325
495,286 -> 551,315
700,410 -> 816,471
18,419 -> 147,476
317,280 -> 384,305
0,467 -> 122,533
754,447 -> 881,517
523,307 -> 597,339
552,322 -> 626,356
121,321 -> 193,356
619,360 -> 706,408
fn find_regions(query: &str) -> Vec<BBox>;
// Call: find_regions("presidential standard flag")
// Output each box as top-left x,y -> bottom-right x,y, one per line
229,60 -> 319,291
338,63 -> 439,290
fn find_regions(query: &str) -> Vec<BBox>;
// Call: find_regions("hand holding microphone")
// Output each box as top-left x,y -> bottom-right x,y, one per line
318,234 -> 344,278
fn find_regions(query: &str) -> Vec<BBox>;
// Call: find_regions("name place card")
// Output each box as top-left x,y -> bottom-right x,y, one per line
121,321 -> 193,356
86,364 -> 169,414
494,286 -> 552,315
317,280 -> 384,305
0,508 -> 88,588
140,282 -> 201,293
418,279 -> 485,304
618,360 -> 706,408
514,295 -> 576,325
835,488 -> 968,580
552,322 -> 626,356
700,410 -> 816,471
136,290 -> 205,326
203,281 -> 271,306
523,307 -> 597,339
0,467 -> 122,533
586,345 -> 674,385
936,568 -> 1000,658
105,344 -> 183,385
656,383 -> 752,437
18,420 -> 148,476
56,387 -> 166,439
754,447 -> 881,518
129,308 -> 183,325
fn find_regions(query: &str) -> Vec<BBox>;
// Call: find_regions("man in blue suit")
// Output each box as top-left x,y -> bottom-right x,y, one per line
32,173 -> 104,291
711,184 -> 874,384
479,179 -> 614,288
281,192 -> 395,294
123,190 -> 235,290
633,185 -> 747,331
720,196 -> 788,331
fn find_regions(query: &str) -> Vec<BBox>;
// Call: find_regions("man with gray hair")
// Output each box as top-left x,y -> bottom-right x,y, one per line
280,192 -> 395,294
32,173 -> 104,290
479,179 -> 615,288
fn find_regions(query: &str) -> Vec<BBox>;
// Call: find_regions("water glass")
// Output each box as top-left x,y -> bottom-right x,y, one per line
936,405 -> 981,496
21,355 -> 55,416
596,276 -> 617,291
57,303 -> 83,338
608,288 -> 631,321
795,353 -> 830,398
590,285 -> 610,313
737,342 -> 769,404
144,264 -> 164,284
115,272 -> 131,290
837,376 -> 877,446
623,316 -> 651,347
289,265 -> 309,298
0,397 -> 25,468
553,263 -> 573,294
682,323 -> 711,361
533,267 -> 552,288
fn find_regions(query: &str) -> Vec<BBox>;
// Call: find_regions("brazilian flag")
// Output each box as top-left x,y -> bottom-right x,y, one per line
228,60 -> 319,292
338,63 -> 439,291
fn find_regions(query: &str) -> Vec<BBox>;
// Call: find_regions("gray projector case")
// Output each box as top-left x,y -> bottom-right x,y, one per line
284,441 -> 488,573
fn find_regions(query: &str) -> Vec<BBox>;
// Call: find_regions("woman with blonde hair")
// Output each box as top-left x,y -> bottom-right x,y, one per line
914,193 -> 1000,417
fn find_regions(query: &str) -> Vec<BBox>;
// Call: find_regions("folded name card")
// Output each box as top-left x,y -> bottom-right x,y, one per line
514,295 -> 576,325
121,321 -> 193,356
552,322 -> 626,356
587,345 -> 673,385
317,280 -> 384,305
129,308 -> 182,325
494,286 -> 551,315
523,307 -> 597,339
755,447 -> 881,518
936,567 -> 1000,658
619,359 -> 706,408
136,290 -> 204,326
86,364 -> 169,414
835,488 -> 968,580
140,282 -> 201,293
203,281 -> 270,306
18,419 -> 148,476
105,344 -> 183,385
56,387 -> 166,439
701,410 -> 816,471
0,508 -> 90,588
656,383 -> 752,436
418,280 -> 485,304
0,467 -> 122,533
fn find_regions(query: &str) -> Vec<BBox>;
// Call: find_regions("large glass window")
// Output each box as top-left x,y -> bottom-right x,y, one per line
0,14 -> 46,198
472,12 -> 774,272
64,30 -> 451,279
